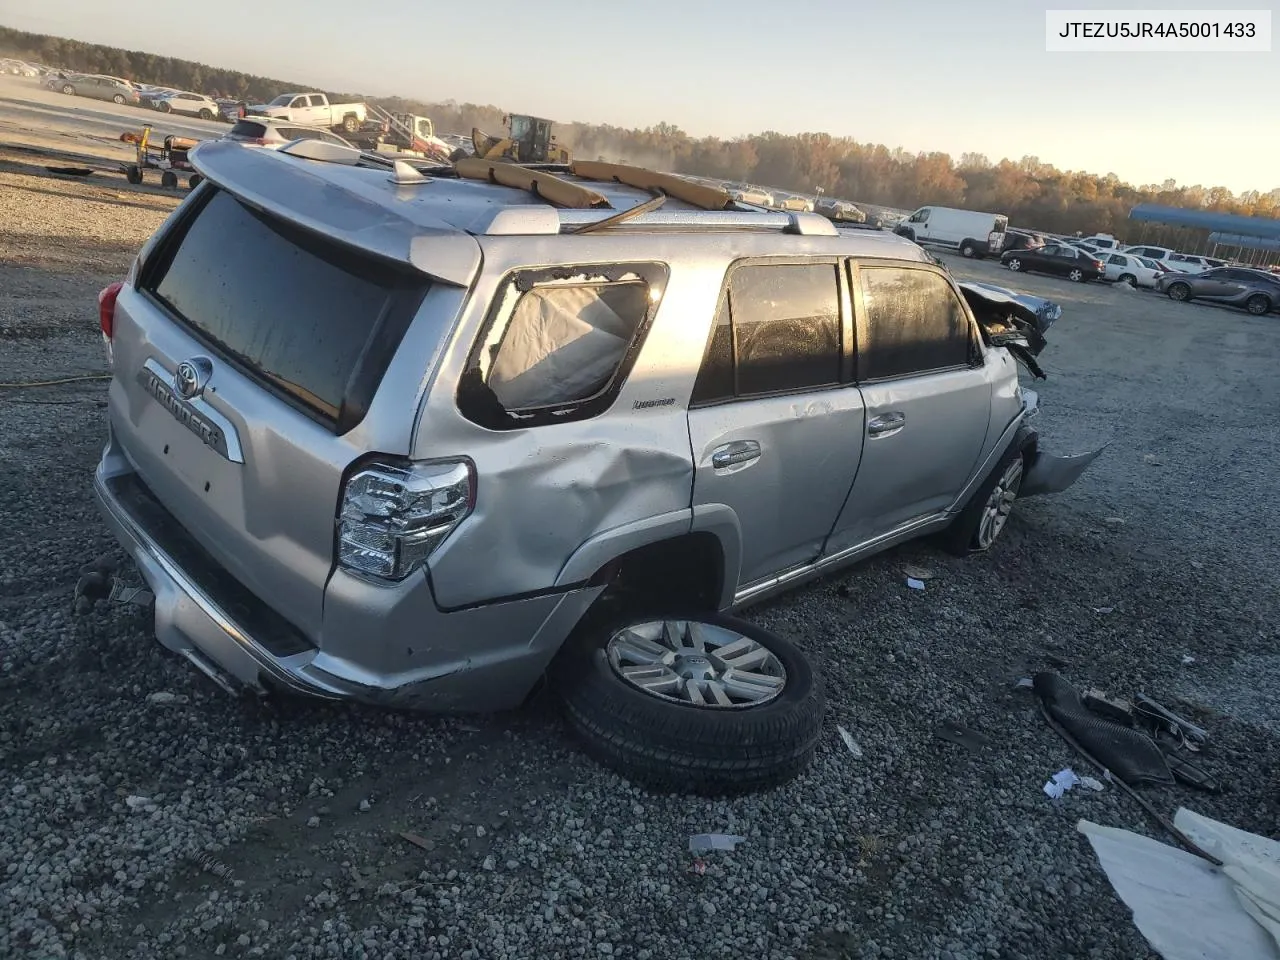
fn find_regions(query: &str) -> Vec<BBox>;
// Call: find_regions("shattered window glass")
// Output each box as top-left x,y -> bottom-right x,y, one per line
859,267 -> 972,380
728,264 -> 841,396
486,282 -> 648,410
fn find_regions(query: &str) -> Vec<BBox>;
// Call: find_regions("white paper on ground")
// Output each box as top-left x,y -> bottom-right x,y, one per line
689,833 -> 747,853
1078,813 -> 1280,960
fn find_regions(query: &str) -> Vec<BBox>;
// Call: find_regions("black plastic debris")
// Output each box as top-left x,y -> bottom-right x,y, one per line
934,721 -> 991,754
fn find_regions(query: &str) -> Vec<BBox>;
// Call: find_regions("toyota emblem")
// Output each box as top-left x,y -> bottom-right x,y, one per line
173,357 -> 212,400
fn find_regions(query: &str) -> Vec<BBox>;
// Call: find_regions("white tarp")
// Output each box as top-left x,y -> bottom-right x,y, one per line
487,284 -> 644,410
1078,809 -> 1280,960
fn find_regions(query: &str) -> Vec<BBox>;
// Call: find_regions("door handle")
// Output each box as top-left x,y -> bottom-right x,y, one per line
867,412 -> 906,437
711,440 -> 761,469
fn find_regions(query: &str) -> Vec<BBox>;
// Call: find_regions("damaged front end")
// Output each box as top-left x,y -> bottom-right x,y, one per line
959,281 -> 1109,496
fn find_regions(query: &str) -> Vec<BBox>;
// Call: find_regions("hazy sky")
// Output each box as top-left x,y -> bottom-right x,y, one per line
3,1 -> 1278,192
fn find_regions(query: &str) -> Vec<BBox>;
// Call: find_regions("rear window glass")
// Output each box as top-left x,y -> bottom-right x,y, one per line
144,188 -> 428,430
228,120 -> 267,139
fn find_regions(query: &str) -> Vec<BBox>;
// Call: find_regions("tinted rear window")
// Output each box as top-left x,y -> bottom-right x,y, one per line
228,120 -> 267,139
143,187 -> 429,432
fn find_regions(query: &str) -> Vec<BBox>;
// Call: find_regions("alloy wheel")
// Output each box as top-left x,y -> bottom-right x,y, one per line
976,457 -> 1023,549
606,619 -> 787,708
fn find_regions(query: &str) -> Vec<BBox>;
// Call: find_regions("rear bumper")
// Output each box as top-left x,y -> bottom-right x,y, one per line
93,444 -> 602,712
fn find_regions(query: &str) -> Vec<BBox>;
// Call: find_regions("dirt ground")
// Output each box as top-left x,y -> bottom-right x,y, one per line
1,130 -> 1279,960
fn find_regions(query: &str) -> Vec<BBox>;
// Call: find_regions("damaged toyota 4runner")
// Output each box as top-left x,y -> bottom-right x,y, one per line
93,140 -> 1104,793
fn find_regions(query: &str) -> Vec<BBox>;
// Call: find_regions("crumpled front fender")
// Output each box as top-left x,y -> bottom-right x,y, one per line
1021,440 -> 1111,497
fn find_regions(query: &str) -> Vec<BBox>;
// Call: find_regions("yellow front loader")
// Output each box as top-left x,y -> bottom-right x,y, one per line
471,114 -> 570,164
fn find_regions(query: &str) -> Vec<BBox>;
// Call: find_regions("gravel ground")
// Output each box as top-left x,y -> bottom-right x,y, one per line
2,151 -> 1279,960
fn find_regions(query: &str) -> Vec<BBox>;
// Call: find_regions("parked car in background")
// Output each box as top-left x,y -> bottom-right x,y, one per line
153,91 -> 220,119
1003,229 -> 1045,252
1002,242 -> 1105,282
1079,233 -> 1119,250
1165,253 -> 1227,274
55,75 -> 141,105
223,117 -> 355,149
814,197 -> 866,224
1158,267 -> 1280,315
896,206 -> 1010,258
245,92 -> 368,132
1099,251 -> 1162,287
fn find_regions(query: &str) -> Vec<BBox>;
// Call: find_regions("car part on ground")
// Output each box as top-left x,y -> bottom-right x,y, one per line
552,610 -> 826,794
90,146 -> 1103,792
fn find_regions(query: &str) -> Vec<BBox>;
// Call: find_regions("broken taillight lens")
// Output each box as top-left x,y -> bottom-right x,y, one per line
337,458 -> 475,582
98,280 -> 124,366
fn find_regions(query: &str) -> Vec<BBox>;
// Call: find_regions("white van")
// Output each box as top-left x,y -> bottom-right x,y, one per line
895,206 -> 1010,258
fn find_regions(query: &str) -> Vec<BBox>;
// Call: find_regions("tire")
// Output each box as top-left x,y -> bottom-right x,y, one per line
959,240 -> 978,258
942,441 -> 1026,556
1118,273 -> 1137,287
160,170 -> 178,189
198,109 -> 213,120
1068,268 -> 1085,282
157,101 -> 171,113
1245,293 -> 1271,315
342,114 -> 360,133
552,610 -> 826,795
61,84 -> 75,95
124,165 -> 142,185
188,174 -> 202,190
1006,258 -> 1022,272
112,94 -> 125,104
1167,282 -> 1191,302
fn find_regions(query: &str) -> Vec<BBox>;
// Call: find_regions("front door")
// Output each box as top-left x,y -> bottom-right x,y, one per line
826,261 -> 991,553
688,260 -> 865,590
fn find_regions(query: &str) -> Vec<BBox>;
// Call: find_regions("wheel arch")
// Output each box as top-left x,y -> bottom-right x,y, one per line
556,508 -> 738,612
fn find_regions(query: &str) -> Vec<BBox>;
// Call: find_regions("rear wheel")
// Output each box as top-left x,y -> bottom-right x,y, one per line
124,164 -> 142,185
1167,281 -> 1191,302
188,174 -> 202,190
160,170 -> 178,189
960,240 -> 978,258
157,101 -> 171,113
1246,293 -> 1271,315
552,610 -> 826,795
1007,258 -> 1022,272
1068,268 -> 1085,282
112,94 -> 125,104
61,84 -> 75,95
1119,273 -> 1137,287
198,108 -> 213,120
342,114 -> 360,133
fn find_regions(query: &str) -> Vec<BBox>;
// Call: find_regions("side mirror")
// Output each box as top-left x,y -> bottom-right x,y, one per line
989,331 -> 1031,349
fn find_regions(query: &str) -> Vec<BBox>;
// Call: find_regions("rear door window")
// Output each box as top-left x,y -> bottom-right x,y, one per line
856,266 -> 974,381
142,187 -> 429,432
690,262 -> 842,405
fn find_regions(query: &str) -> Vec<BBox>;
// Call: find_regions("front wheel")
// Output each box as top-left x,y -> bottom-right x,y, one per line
124,164 -> 142,185
1167,282 -> 1191,302
1246,293 -> 1271,315
188,174 -> 202,190
1006,258 -> 1022,272
552,611 -> 826,795
943,443 -> 1025,555
1068,268 -> 1085,282
1118,273 -> 1137,287
160,170 -> 178,189
198,109 -> 213,120
342,114 -> 360,133
61,84 -> 75,95
157,101 -> 171,113
112,94 -> 125,104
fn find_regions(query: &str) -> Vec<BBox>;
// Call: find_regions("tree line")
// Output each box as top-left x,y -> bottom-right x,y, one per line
4,25 -> 1278,249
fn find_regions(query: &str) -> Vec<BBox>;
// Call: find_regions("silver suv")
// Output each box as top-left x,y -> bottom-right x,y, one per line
92,142 -> 1102,793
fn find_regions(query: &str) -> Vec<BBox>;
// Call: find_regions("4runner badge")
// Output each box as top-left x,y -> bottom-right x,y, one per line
137,357 -> 245,464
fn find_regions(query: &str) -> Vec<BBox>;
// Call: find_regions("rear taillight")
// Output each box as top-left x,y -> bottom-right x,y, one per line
98,280 -> 124,366
338,458 -> 475,582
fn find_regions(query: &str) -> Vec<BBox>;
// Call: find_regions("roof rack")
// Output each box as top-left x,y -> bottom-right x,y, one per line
453,157 -> 611,209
